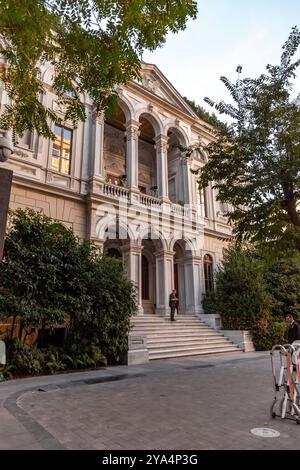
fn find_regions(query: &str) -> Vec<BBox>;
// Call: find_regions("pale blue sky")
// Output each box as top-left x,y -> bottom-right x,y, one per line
143,0 -> 300,115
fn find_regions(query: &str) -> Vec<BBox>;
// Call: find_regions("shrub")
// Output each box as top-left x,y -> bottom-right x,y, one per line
264,256 -> 300,320
0,209 -> 136,368
251,320 -> 287,351
5,339 -> 45,376
205,244 -> 271,330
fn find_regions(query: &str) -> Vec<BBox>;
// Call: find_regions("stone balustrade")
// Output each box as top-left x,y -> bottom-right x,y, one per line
100,182 -> 130,200
140,193 -> 162,210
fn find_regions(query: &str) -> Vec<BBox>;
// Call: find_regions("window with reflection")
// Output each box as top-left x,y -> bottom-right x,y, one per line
204,254 -> 214,292
51,124 -> 73,174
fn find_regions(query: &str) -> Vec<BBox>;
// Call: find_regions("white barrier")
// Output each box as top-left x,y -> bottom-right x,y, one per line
0,340 -> 6,365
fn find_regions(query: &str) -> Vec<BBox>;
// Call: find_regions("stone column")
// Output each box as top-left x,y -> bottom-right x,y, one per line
155,134 -> 169,201
125,120 -> 140,194
92,113 -> 105,178
88,113 -> 105,195
122,241 -> 143,315
180,154 -> 191,204
155,249 -> 174,316
183,254 -> 202,314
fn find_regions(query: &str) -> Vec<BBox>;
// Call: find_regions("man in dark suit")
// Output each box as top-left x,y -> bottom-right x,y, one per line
169,289 -> 178,322
286,314 -> 300,344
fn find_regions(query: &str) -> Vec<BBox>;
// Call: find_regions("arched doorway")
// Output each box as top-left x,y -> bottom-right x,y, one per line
173,240 -> 186,314
141,239 -> 157,314
203,254 -> 214,292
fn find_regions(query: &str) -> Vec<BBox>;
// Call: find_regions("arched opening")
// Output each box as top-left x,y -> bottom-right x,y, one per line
204,254 -> 214,292
167,128 -> 188,204
198,186 -> 209,218
104,105 -> 127,187
141,238 -> 157,314
142,254 -> 149,300
138,115 -> 157,196
106,247 -> 122,259
173,240 -> 188,314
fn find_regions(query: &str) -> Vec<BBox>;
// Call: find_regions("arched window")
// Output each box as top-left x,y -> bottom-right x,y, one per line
199,187 -> 209,218
204,254 -> 214,292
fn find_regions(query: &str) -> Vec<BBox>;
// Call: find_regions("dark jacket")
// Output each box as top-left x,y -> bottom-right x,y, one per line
169,293 -> 177,308
288,320 -> 300,344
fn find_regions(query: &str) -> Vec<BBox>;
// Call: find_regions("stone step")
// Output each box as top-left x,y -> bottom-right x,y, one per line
131,318 -> 207,327
148,341 -> 235,352
130,314 -> 241,361
131,317 -> 205,322
130,315 -> 206,325
131,327 -> 213,334
149,346 -> 240,360
147,337 -> 231,346
144,332 -> 225,340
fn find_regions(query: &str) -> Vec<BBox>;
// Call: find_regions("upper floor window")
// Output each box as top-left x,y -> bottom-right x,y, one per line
204,254 -> 214,292
51,124 -> 73,174
17,131 -> 32,149
199,187 -> 209,218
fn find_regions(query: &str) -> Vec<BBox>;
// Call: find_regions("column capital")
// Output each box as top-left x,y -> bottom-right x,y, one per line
125,122 -> 141,140
154,249 -> 175,258
154,134 -> 169,152
91,110 -> 105,125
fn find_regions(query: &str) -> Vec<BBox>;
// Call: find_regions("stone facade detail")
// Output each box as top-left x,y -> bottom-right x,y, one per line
2,62 -> 232,316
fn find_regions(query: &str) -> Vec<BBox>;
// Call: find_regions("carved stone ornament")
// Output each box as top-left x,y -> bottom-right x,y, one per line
126,126 -> 140,140
14,148 -> 30,159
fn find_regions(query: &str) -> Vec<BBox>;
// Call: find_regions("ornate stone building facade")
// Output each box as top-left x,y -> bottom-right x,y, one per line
1,62 -> 232,316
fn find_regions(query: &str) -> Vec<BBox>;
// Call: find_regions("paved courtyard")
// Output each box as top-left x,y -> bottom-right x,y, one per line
1,351 -> 300,450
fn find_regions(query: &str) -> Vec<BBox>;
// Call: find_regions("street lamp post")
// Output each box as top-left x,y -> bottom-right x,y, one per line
0,132 -> 14,259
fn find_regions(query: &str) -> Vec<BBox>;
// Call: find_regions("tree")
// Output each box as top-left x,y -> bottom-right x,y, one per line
203,243 -> 271,330
264,255 -> 300,320
195,27 -> 300,254
183,96 -> 227,131
0,0 -> 197,139
0,209 -> 136,361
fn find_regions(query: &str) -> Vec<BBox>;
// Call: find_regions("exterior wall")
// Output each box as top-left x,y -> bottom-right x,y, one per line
1,61 -> 233,316
9,183 -> 87,239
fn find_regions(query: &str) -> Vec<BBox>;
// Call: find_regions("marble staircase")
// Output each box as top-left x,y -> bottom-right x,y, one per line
130,315 -> 241,360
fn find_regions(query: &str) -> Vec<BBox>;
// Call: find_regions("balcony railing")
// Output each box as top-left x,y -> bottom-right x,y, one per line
100,182 -> 130,200
98,183 -> 193,219
140,193 -> 162,210
171,203 -> 192,219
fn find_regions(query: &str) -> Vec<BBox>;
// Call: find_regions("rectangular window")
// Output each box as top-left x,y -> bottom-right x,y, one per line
50,124 -> 73,174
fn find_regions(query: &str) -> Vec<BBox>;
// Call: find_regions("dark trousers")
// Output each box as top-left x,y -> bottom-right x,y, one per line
170,305 -> 176,321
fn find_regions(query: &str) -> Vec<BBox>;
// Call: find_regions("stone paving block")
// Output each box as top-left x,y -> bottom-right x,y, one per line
2,352 -> 300,450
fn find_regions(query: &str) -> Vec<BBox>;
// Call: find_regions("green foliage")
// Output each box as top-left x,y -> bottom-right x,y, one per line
45,351 -> 66,374
202,243 -> 300,350
195,27 -> 300,254
251,320 -> 287,351
264,255 -> 300,320
183,97 -> 227,131
204,244 -> 272,330
0,209 -> 136,374
3,339 -> 107,378
0,0 -> 197,139
0,363 -> 15,380
201,289 -> 219,316
5,338 -> 45,376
